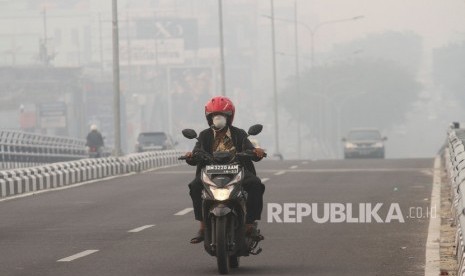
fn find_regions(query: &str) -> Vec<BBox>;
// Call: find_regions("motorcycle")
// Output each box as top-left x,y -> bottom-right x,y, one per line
88,146 -> 102,158
179,124 -> 266,275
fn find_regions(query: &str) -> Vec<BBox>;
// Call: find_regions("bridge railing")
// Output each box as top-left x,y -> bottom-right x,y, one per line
0,149 -> 185,199
0,130 -> 88,170
445,126 -> 465,275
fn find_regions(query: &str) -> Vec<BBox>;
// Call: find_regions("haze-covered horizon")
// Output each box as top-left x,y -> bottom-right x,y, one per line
0,0 -> 464,159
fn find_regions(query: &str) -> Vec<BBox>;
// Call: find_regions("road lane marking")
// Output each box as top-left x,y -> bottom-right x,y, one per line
421,170 -> 434,176
175,208 -> 194,216
261,178 -> 270,183
424,155 -> 441,275
290,165 -> 298,169
57,250 -> 99,262
274,171 -> 286,176
128,225 -> 155,233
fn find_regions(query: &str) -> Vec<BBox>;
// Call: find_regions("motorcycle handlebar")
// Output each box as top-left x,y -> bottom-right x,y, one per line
236,150 -> 268,158
179,150 -> 267,161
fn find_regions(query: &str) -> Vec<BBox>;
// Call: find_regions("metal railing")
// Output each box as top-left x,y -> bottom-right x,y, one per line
0,130 -> 87,170
445,126 -> 465,275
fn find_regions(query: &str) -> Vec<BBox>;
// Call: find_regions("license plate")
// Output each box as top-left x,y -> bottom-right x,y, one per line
205,165 -> 240,174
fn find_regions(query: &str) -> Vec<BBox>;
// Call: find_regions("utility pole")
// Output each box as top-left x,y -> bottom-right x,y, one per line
270,0 -> 282,159
126,12 -> 131,69
218,0 -> 226,96
42,7 -> 48,65
112,0 -> 122,156
98,13 -> 104,78
294,0 -> 301,159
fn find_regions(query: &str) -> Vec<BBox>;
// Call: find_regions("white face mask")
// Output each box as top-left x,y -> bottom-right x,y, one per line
212,115 -> 227,130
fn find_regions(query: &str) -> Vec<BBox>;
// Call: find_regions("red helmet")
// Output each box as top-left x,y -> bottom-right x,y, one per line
205,96 -> 235,126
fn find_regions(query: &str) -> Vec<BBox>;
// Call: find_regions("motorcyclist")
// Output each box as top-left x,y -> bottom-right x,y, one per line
86,124 -> 104,157
184,96 -> 266,244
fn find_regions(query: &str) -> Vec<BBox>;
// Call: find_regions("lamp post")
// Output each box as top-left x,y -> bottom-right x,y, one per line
112,0 -> 122,156
270,0 -> 282,159
263,12 -> 363,159
293,0 -> 302,159
218,0 -> 226,96
307,16 -> 364,67
297,15 -> 364,158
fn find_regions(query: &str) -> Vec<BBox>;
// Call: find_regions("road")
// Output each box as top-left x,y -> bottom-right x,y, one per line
0,158 -> 434,275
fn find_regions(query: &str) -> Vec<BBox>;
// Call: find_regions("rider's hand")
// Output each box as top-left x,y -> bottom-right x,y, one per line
253,148 -> 266,158
185,152 -> 193,159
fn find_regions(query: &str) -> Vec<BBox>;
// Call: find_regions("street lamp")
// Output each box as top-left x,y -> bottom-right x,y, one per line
112,0 -> 122,156
269,0 -> 282,160
307,16 -> 364,67
218,0 -> 226,96
262,15 -> 364,67
293,0 -> 302,159
263,11 -> 363,159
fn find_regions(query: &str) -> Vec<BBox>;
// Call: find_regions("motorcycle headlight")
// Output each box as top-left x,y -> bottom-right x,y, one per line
345,142 -> 357,149
209,185 -> 234,201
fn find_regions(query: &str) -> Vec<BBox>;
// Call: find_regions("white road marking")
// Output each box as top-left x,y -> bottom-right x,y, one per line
424,155 -> 441,276
410,185 -> 426,189
290,165 -> 298,169
57,250 -> 99,262
174,208 -> 194,216
421,170 -> 434,176
274,171 -> 286,176
261,178 -> 270,183
128,225 -> 155,233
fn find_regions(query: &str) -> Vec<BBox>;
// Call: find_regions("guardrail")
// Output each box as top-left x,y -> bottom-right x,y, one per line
445,127 -> 465,275
0,150 -> 184,199
0,130 -> 88,170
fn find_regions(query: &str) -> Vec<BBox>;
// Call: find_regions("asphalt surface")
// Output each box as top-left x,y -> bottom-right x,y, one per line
0,158 -> 434,276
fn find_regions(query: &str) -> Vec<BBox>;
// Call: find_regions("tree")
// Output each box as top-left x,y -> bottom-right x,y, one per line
329,31 -> 423,73
433,42 -> 465,105
281,58 -> 421,142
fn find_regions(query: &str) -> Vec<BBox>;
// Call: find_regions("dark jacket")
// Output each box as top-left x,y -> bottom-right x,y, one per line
86,130 -> 104,147
187,126 -> 261,176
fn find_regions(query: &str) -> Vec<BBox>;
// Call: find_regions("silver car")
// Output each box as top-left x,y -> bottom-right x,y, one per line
135,132 -> 177,152
342,129 -> 387,159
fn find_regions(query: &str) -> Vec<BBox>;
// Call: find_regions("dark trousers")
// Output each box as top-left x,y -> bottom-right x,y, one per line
188,170 -> 265,224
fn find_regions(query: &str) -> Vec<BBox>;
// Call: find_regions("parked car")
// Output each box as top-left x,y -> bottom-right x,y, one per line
135,132 -> 177,152
342,129 -> 387,159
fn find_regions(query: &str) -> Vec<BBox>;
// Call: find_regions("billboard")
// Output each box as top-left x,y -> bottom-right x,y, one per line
135,18 -> 198,50
39,102 -> 67,128
120,39 -> 185,65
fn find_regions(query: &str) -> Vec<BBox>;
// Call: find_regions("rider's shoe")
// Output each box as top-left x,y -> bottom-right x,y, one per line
190,229 -> 204,244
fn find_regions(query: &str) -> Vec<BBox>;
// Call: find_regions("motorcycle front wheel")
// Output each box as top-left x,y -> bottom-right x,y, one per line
229,255 -> 240,268
216,216 -> 230,274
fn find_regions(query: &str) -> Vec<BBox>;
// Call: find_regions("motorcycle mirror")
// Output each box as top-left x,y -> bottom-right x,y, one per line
182,129 -> 198,139
248,124 -> 263,136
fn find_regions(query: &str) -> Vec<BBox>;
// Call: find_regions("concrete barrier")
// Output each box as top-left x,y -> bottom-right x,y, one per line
0,150 -> 184,199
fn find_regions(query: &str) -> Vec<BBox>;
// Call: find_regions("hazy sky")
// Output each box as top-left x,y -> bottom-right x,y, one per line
288,0 -> 465,51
